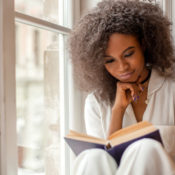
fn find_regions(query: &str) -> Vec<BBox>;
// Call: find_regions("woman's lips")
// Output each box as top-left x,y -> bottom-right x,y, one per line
119,71 -> 135,80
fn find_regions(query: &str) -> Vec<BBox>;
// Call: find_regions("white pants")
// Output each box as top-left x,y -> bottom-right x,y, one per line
72,139 -> 175,175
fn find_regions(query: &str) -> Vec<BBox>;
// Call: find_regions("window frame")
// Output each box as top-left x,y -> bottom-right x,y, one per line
0,0 -> 80,174
0,0 -> 17,174
1,0 -> 172,174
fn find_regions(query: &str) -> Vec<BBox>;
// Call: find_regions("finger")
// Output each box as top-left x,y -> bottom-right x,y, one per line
118,82 -> 140,101
129,98 -> 132,104
117,82 -> 143,103
128,84 -> 141,101
127,83 -> 141,99
117,82 -> 135,97
137,83 -> 144,93
129,94 -> 139,103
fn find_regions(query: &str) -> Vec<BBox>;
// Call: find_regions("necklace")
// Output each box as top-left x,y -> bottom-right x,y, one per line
134,69 -> 151,104
141,69 -> 151,104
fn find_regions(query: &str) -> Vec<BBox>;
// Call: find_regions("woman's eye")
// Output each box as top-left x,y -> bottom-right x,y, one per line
105,59 -> 115,64
124,51 -> 134,58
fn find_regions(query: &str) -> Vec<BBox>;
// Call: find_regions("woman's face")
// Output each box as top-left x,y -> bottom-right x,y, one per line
104,33 -> 148,83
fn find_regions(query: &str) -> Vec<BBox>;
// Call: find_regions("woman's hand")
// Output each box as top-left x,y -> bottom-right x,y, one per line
107,81 -> 144,138
112,81 -> 144,111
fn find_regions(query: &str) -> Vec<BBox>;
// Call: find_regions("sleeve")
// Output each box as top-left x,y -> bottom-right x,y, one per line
156,125 -> 175,160
84,94 -> 105,139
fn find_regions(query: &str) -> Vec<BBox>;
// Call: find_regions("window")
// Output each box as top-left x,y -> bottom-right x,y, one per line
16,24 -> 64,175
0,0 -> 173,175
0,0 -> 80,175
15,0 -> 60,25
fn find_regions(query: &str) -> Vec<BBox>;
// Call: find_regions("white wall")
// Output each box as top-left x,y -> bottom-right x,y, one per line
80,0 -> 101,15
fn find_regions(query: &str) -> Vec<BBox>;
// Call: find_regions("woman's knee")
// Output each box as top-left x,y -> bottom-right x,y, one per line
128,138 -> 162,152
118,139 -> 175,175
72,149 -> 117,175
74,148 -> 116,164
122,138 -> 163,161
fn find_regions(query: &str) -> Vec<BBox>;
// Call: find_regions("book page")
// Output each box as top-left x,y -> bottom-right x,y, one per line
66,130 -> 106,145
110,126 -> 157,147
109,121 -> 152,140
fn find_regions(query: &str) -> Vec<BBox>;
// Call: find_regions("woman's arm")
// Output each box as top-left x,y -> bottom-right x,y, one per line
107,82 -> 143,138
107,107 -> 125,138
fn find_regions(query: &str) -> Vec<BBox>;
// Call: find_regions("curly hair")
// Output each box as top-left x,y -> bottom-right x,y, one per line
69,0 -> 175,105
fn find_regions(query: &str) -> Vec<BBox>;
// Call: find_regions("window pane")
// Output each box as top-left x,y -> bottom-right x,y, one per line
15,0 -> 62,25
16,23 -> 64,175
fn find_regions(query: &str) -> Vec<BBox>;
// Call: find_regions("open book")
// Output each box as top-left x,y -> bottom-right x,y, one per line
65,121 -> 163,165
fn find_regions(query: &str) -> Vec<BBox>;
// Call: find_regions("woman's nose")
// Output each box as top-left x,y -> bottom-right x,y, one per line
118,60 -> 129,71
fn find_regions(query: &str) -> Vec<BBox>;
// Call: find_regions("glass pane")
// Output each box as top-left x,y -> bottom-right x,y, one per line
15,0 -> 62,25
16,23 -> 64,175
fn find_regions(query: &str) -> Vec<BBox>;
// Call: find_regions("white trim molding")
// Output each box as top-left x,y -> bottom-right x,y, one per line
0,0 -> 17,174
15,12 -> 71,34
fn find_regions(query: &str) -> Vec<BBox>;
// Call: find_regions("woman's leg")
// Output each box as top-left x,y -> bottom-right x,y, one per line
116,138 -> 175,175
72,149 -> 118,175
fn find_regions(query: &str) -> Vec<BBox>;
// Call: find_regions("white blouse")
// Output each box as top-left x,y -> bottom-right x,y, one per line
84,69 -> 175,159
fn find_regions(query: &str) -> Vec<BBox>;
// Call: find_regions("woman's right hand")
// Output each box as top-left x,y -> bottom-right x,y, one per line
107,81 -> 144,138
112,81 -> 143,111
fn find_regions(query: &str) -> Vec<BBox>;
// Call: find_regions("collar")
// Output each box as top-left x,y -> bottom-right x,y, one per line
147,68 -> 165,97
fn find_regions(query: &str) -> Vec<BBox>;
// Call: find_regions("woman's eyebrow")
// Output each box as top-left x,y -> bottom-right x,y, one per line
122,46 -> 135,54
104,55 -> 115,58
104,46 -> 135,58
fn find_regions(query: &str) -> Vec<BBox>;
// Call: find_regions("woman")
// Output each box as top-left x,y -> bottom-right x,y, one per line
69,0 -> 175,174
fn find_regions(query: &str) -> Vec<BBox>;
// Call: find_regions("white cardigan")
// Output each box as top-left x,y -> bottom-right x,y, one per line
84,69 -> 175,159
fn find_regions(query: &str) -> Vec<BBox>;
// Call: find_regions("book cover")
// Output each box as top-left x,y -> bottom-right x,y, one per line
105,130 -> 162,165
65,122 -> 163,165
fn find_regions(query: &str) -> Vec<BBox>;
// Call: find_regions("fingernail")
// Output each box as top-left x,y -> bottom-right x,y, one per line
132,95 -> 135,100
133,97 -> 137,101
137,96 -> 139,100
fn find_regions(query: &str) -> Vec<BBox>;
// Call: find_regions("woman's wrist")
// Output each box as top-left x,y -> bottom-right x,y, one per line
107,109 -> 124,138
111,107 -> 125,123
107,102 -> 127,138
112,104 -> 126,114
